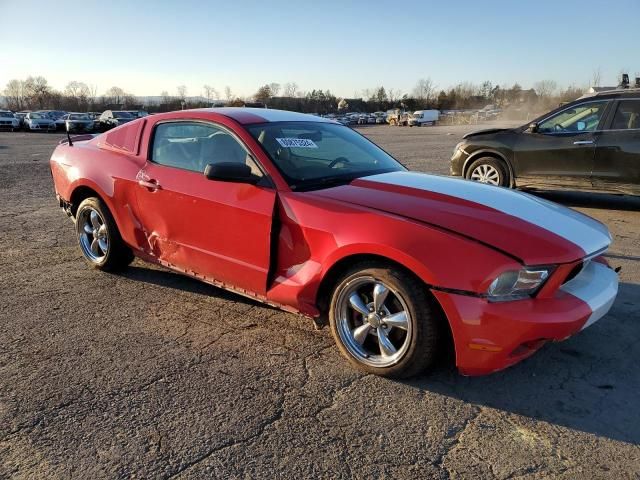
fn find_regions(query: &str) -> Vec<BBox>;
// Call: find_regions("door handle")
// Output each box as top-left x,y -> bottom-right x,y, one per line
138,179 -> 161,190
573,140 -> 594,145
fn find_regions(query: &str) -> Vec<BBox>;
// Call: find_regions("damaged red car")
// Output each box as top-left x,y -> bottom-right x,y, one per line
50,108 -> 619,377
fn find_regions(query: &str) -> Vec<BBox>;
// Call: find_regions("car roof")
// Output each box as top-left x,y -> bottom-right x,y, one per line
581,88 -> 640,100
188,107 -> 334,125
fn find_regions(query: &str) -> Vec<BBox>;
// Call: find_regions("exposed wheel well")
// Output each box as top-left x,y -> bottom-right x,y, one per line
464,152 -> 515,187
69,186 -> 101,217
316,253 -> 454,358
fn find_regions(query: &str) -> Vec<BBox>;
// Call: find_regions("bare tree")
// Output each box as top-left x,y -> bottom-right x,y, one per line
65,81 -> 91,109
176,85 -> 187,100
203,84 -> 219,103
533,80 -> 558,99
268,83 -> 281,97
283,82 -> 299,97
24,76 -> 53,109
4,79 -> 26,110
591,68 -> 602,88
224,86 -> 233,102
105,86 -> 125,105
88,84 -> 98,106
387,88 -> 402,103
65,81 -> 83,98
412,78 -> 436,104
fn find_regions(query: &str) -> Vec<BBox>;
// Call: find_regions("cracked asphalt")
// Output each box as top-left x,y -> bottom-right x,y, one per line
1,125 -> 639,479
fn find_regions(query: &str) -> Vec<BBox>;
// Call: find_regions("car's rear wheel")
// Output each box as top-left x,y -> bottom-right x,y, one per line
328,262 -> 442,378
466,157 -> 509,187
75,197 -> 134,272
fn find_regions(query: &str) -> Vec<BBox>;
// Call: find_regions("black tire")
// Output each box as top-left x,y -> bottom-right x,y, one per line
465,156 -> 510,187
328,261 -> 443,378
75,197 -> 134,272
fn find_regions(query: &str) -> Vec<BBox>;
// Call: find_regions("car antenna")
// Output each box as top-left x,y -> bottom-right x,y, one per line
66,121 -> 73,146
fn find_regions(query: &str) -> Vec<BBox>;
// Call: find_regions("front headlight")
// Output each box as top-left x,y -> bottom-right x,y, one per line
487,267 -> 552,302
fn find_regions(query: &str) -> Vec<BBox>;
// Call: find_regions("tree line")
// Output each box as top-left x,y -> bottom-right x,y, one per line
3,76 -> 588,116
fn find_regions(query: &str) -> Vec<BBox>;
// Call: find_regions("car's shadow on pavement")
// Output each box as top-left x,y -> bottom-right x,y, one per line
117,264 -> 639,445
404,281 -> 640,446
528,189 -> 640,211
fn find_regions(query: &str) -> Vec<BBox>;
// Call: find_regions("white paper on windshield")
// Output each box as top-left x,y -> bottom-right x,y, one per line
276,138 -> 318,148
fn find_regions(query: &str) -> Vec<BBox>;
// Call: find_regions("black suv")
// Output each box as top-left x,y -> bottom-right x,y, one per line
450,89 -> 640,195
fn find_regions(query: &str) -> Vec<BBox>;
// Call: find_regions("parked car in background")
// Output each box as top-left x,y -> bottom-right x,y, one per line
15,112 -> 28,128
54,115 -> 67,130
374,111 -> 386,124
0,110 -> 20,131
450,89 -> 640,195
477,104 -> 502,120
49,108 -> 618,378
61,113 -> 95,132
98,110 -> 135,131
38,110 -> 67,120
24,112 -> 56,132
123,110 -> 149,118
409,110 -> 439,127
367,115 -> 377,124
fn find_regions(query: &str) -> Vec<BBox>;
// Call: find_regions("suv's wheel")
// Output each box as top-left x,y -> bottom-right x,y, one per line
75,197 -> 134,271
466,157 -> 509,187
328,262 -> 442,378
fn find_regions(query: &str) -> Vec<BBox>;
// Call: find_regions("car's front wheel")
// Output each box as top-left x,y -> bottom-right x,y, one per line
466,157 -> 510,187
75,197 -> 134,272
329,262 -> 442,378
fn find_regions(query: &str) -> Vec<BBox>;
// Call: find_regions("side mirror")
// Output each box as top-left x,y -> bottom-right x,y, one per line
204,162 -> 256,184
527,122 -> 539,133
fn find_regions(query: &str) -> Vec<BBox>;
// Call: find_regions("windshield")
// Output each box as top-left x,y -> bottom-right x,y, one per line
70,114 -> 90,120
247,121 -> 404,190
30,113 -> 45,119
113,111 -> 134,119
538,101 -> 607,133
0,111 -> 14,118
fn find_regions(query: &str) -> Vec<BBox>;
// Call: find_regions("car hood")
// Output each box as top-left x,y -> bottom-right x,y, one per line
310,171 -> 611,265
463,127 -> 514,139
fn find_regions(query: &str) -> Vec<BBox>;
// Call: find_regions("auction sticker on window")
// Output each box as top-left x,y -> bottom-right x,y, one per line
276,138 -> 318,148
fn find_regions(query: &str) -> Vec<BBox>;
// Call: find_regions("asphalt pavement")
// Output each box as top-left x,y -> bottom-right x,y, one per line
1,125 -> 639,479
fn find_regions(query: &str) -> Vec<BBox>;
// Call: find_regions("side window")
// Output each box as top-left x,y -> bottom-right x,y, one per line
151,121 -> 263,176
609,100 -> 640,130
538,101 -> 608,134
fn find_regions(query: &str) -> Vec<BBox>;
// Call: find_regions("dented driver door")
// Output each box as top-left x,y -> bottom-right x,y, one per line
133,121 -> 276,296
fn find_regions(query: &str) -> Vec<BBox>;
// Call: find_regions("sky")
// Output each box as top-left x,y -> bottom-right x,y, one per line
1,0 -> 638,99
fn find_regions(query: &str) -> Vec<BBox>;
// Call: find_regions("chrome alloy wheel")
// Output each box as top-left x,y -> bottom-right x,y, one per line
335,276 -> 412,367
470,164 -> 500,185
77,207 -> 109,262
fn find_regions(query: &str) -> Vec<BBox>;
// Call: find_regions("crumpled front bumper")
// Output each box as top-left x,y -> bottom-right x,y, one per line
433,260 -> 618,376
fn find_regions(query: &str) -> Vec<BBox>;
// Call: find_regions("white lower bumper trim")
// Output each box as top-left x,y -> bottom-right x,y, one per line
560,261 -> 618,330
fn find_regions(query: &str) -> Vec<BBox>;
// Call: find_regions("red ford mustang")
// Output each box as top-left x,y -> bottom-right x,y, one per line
50,108 -> 619,377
